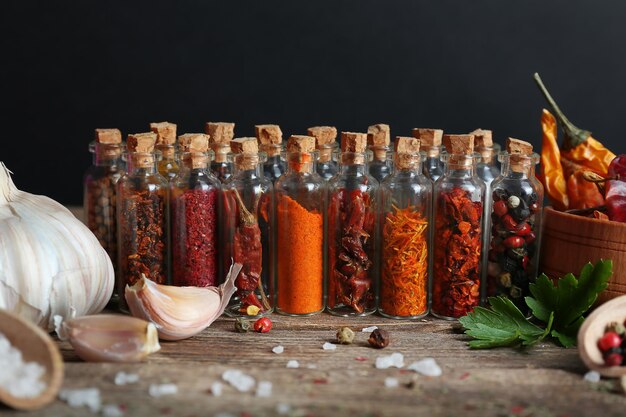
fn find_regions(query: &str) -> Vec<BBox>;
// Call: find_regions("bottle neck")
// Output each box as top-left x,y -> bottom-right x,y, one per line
91,142 -> 123,166
156,144 -> 177,160
232,154 -> 264,177
127,152 -> 157,174
211,142 -> 231,163
287,152 -> 315,174
499,153 -> 538,178
339,152 -> 367,174
181,152 -> 211,171
260,143 -> 283,157
368,145 -> 390,162
317,142 -> 337,163
476,146 -> 497,166
441,153 -> 477,177
394,153 -> 423,174
422,145 -> 441,158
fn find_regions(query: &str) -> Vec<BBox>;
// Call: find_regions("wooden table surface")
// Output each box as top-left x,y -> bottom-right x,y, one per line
4,208 -> 625,417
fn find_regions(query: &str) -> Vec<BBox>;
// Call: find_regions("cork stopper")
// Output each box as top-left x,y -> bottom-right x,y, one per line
178,133 -> 210,169
287,135 -> 316,153
340,132 -> 367,165
308,126 -> 337,162
507,137 -> 534,173
127,132 -> 157,168
470,129 -> 493,148
205,122 -> 235,144
95,128 -> 122,144
395,136 -> 421,169
150,122 -> 177,145
367,124 -> 391,161
412,128 -> 443,147
443,134 -> 475,168
231,137 -> 259,170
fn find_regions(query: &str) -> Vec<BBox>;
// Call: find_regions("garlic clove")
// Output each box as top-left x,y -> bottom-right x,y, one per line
57,315 -> 160,363
125,263 -> 242,341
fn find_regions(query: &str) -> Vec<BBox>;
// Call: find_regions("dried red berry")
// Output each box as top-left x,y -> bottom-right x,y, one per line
604,352 -> 623,366
503,236 -> 524,249
493,200 -> 508,217
501,214 -> 518,231
253,317 -> 272,333
516,222 -> 532,236
524,232 -> 536,245
598,331 -> 622,351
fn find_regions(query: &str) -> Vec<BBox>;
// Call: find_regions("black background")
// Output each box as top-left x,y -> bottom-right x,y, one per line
2,1 -> 625,205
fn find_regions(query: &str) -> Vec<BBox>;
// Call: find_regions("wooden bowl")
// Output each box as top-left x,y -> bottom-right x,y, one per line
578,295 -> 626,377
0,310 -> 64,410
540,207 -> 626,305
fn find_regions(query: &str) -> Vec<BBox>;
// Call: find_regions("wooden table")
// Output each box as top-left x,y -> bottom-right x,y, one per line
3,314 -> 626,417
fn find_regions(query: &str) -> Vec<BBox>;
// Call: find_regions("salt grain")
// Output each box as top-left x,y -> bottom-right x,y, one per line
0,333 -> 47,399
276,403 -> 291,414
584,371 -> 601,383
101,404 -> 125,417
272,345 -> 284,354
114,372 -> 139,386
211,381 -> 223,397
306,364 -> 317,369
286,360 -> 300,369
361,326 -> 378,333
375,352 -> 404,369
59,388 -> 102,413
256,381 -> 272,397
148,383 -> 178,398
384,377 -> 399,388
222,369 -> 255,392
322,342 -> 337,351
407,358 -> 442,377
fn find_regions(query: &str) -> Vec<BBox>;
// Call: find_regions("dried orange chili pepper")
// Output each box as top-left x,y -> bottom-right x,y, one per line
380,206 -> 428,317
534,73 -> 615,210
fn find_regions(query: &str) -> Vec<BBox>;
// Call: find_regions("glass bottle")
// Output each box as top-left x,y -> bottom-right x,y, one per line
327,132 -> 379,316
222,137 -> 274,317
379,137 -> 432,319
84,128 -> 124,275
487,139 -> 543,314
367,123 -> 393,183
275,135 -> 325,316
255,124 -> 285,183
307,126 -> 339,180
117,132 -> 168,311
432,135 -> 485,320
171,134 -> 220,287
206,121 -> 235,182
412,128 -> 444,181
150,121 -> 179,181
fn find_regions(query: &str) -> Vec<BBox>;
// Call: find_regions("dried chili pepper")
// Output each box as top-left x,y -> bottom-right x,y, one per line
534,73 -> 615,211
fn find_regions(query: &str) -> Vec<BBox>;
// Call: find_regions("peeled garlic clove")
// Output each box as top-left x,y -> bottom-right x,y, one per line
125,263 -> 243,341
56,314 -> 160,363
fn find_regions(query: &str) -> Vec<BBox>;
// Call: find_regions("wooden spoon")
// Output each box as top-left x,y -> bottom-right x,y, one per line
0,309 -> 64,410
578,295 -> 626,377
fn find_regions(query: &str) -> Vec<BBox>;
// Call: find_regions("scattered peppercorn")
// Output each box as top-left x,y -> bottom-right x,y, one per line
254,317 -> 272,333
336,327 -> 355,344
235,318 -> 251,333
368,329 -> 390,349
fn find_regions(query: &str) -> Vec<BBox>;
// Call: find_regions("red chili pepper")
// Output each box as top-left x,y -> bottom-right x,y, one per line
253,317 -> 272,333
503,236 -> 524,249
493,200 -> 508,217
500,214 -> 517,231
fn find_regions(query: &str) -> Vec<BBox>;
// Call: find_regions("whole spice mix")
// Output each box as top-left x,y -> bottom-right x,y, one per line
171,133 -> 219,287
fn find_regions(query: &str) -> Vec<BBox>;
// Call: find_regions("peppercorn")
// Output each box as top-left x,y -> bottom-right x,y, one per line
254,317 -> 272,333
235,318 -> 250,333
368,329 -> 390,349
336,327 -> 355,344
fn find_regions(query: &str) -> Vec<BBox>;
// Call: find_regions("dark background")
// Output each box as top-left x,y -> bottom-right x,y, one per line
2,1 -> 625,205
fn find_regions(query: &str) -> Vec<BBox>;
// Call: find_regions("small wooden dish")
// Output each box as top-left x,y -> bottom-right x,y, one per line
578,295 -> 626,377
0,310 -> 64,410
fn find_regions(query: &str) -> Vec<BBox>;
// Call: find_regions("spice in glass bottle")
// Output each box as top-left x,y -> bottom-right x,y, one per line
379,137 -> 431,319
222,137 -> 274,317
117,132 -> 168,311
432,134 -> 485,319
412,128 -> 444,182
150,121 -> 179,181
205,121 -> 235,182
308,126 -> 339,180
487,138 -> 543,313
275,135 -> 325,316
367,123 -> 393,183
327,132 -> 378,316
171,133 -> 220,287
84,128 -> 124,273
255,124 -> 285,183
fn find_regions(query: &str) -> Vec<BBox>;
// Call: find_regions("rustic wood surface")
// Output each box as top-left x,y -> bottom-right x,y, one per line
3,208 -> 624,417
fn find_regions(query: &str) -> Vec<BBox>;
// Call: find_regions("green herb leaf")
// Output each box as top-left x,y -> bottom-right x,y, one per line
459,297 -> 546,349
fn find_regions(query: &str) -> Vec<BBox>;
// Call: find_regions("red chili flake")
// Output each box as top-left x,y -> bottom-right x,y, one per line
171,188 -> 218,286
312,378 -> 328,384
354,356 -> 368,361
511,405 -> 525,414
458,372 -> 470,380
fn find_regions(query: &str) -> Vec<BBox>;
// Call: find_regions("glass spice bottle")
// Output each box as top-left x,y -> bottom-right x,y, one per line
222,137 -> 274,317
117,132 -> 168,311
170,133 -> 220,287
150,121 -> 179,181
432,134 -> 485,320
308,126 -> 339,180
255,124 -> 285,183
84,128 -> 124,275
487,138 -> 543,314
327,132 -> 379,316
205,121 -> 235,182
379,137 -> 432,319
412,128 -> 444,182
275,135 -> 325,316
367,123 -> 393,183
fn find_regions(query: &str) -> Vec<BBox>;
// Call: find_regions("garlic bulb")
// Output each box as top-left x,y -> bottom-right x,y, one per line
0,162 -> 114,330
125,263 -> 242,341
55,314 -> 160,362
